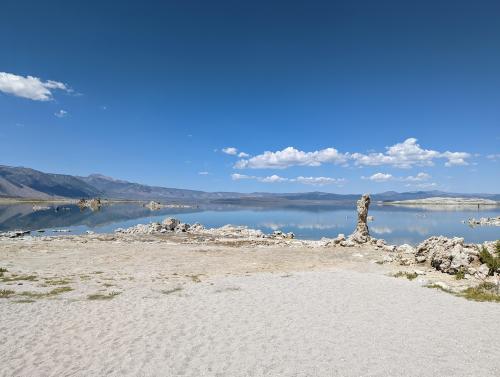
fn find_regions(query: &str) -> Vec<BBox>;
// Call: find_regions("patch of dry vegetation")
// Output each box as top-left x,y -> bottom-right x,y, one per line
161,287 -> 183,295
87,291 -> 121,300
44,278 -> 72,286
393,271 -> 418,281
187,274 -> 202,283
1,274 -> 37,282
0,289 -> 15,298
461,282 -> 500,303
18,286 -> 73,299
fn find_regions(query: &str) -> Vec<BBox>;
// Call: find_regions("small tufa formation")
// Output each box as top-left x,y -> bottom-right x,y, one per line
162,217 -> 180,230
270,230 -> 295,240
349,194 -> 371,243
0,230 -> 31,238
78,198 -> 102,211
144,201 -> 164,210
467,216 -> 500,227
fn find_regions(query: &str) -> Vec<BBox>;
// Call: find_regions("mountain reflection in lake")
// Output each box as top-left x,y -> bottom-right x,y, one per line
0,203 -> 498,245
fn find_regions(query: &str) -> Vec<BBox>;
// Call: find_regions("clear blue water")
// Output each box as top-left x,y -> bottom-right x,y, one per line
0,203 -> 498,245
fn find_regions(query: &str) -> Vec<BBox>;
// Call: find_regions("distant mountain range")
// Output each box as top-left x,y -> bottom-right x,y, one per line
1,164 -> 499,203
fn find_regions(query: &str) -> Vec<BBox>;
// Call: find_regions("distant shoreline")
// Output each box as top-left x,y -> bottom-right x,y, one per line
0,197 -> 146,205
383,197 -> 500,206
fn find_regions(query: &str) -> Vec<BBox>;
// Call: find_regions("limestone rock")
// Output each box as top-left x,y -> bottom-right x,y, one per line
78,198 -> 102,211
332,233 -> 346,245
0,230 -> 31,238
145,201 -> 163,210
162,218 -> 180,231
415,236 -> 478,274
383,245 -> 396,252
270,230 -> 295,239
467,216 -> 500,227
396,244 -> 415,254
175,223 -> 190,232
348,194 -> 371,244
475,264 -> 490,280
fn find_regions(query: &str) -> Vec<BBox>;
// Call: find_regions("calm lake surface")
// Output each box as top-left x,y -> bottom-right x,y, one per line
0,203 -> 498,245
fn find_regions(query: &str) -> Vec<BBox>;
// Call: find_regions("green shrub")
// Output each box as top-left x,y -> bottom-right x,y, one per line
479,246 -> 500,276
425,283 -> 454,294
455,269 -> 466,280
394,271 -> 418,281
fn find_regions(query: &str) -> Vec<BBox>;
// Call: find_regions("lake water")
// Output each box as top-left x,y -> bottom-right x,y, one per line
0,203 -> 498,245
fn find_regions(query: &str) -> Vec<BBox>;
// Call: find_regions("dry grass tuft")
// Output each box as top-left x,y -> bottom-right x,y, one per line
0,289 -> 15,298
461,282 -> 500,303
1,274 -> 37,282
87,291 -> 121,300
161,287 -> 183,295
393,271 -> 418,281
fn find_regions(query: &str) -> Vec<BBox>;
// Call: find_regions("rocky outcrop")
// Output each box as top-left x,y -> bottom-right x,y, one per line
115,218 -> 293,239
395,244 -> 417,266
78,198 -> 102,211
144,201 -> 164,210
414,236 -> 479,274
381,236 -> 500,280
270,230 -> 295,239
0,230 -> 31,238
348,194 -> 371,243
162,217 -> 180,230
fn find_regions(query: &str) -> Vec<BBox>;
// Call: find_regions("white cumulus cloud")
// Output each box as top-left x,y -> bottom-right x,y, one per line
295,176 -> 345,186
231,173 -> 252,180
260,174 -> 288,183
0,72 -> 71,101
486,154 -> 500,162
363,171 -> 432,183
351,138 -> 470,168
404,172 -> 431,182
223,147 -> 251,158
235,146 -> 348,169
232,138 -> 471,169
231,174 -> 344,186
222,147 -> 238,155
54,109 -> 68,118
364,173 -> 394,182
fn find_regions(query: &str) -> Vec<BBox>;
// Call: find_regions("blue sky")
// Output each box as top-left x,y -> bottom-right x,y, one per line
0,0 -> 499,193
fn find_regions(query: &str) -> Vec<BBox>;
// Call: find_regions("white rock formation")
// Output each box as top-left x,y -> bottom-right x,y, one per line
467,216 -> 500,227
414,236 -> 479,274
349,194 -> 371,243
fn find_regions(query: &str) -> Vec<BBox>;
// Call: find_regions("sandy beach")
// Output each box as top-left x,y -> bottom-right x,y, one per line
1,234 -> 499,377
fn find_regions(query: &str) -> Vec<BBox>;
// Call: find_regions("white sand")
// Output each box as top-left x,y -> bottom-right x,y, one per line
1,237 -> 499,376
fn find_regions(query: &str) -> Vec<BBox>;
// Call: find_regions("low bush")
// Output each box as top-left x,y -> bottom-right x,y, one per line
479,246 -> 500,276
